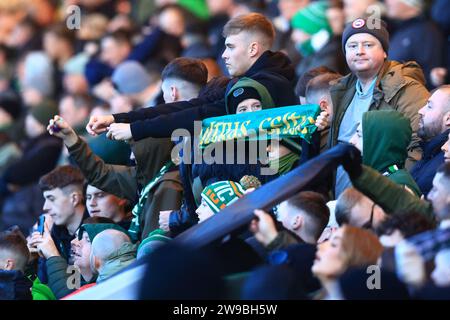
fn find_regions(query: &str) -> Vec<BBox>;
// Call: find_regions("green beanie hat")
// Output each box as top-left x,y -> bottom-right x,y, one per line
29,100 -> 58,127
201,181 -> 245,214
137,228 -> 172,258
291,1 -> 331,35
78,223 -> 129,242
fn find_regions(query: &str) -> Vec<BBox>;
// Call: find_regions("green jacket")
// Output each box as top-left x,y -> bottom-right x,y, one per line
329,60 -> 429,164
352,165 -> 434,222
31,277 -> 56,300
68,136 -> 184,240
362,110 -> 421,197
97,242 -> 137,283
46,256 -> 93,299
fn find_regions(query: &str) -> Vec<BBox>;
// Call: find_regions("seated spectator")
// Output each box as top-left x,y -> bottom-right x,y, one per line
58,94 -> 92,136
28,165 -> 89,283
349,110 -> 421,196
86,184 -> 132,230
0,228 -> 32,300
411,85 -> 450,196
196,180 -> 246,223
90,229 -> 136,283
295,66 -> 338,104
62,53 -> 90,95
311,225 -> 383,299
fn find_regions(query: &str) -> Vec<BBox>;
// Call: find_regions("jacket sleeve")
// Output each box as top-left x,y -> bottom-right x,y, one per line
46,256 -> 73,300
266,230 -> 301,252
169,200 -> 199,236
395,80 -> 430,161
67,137 -> 138,201
113,98 -> 205,123
351,165 -> 434,221
129,99 -> 226,141
126,27 -> 163,64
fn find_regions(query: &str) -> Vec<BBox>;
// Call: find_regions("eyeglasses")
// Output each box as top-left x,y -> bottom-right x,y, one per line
361,202 -> 376,230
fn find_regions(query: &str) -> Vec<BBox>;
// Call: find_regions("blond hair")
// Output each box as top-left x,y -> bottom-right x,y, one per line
222,13 -> 275,48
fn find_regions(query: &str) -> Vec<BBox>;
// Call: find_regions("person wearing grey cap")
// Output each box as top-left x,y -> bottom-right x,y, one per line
325,17 -> 429,198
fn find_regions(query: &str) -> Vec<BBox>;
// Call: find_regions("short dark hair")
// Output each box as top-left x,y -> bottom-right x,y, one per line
286,191 -> 330,241
0,227 -> 30,271
161,57 -> 208,87
375,211 -> 436,238
295,66 -> 338,97
39,165 -> 85,192
222,13 -> 275,47
305,72 -> 342,102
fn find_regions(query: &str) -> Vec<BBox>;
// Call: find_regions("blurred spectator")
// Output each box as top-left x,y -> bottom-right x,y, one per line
59,94 -> 92,136
386,0 -> 446,89
0,91 -> 22,175
291,1 -> 346,76
343,0 -> 386,22
430,0 -> 450,86
5,17 -> 42,55
63,53 -> 90,95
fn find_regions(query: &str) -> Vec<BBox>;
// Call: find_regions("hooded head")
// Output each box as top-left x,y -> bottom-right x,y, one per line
361,110 -> 412,172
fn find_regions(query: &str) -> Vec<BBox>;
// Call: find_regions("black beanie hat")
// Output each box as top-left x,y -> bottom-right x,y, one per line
342,18 -> 389,54
228,87 -> 262,111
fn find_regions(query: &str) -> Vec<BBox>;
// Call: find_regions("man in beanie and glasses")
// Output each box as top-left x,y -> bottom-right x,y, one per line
327,17 -> 429,198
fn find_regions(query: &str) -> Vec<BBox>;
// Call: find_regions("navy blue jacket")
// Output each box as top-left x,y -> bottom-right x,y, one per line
113,50 -> 299,140
388,16 -> 446,88
410,129 -> 450,196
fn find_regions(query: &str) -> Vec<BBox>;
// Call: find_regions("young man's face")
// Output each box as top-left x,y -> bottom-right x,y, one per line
442,132 -> 450,163
418,90 -> 449,141
236,98 -> 262,114
428,173 -> 450,221
43,188 -> 77,226
349,122 -> 363,153
86,185 -> 124,223
345,33 -> 386,77
101,37 -> 130,67
195,198 -> 215,223
71,231 -> 92,270
222,32 -> 254,77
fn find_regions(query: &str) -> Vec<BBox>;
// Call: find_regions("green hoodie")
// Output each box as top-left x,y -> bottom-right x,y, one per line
225,77 -> 275,114
362,110 -> 421,196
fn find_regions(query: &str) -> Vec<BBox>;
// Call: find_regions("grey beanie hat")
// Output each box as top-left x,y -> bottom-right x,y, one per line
23,51 -> 54,97
112,61 -> 152,95
342,18 -> 389,54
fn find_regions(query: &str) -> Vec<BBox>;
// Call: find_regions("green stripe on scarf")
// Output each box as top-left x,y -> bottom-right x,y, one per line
128,160 -> 174,242
199,104 -> 320,148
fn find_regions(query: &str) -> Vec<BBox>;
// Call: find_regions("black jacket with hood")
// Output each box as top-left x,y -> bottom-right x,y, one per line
113,50 -> 299,141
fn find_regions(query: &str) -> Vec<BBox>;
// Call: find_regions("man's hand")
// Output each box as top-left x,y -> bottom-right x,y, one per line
106,123 -> 132,141
28,221 -> 60,259
159,210 -> 172,232
250,209 -> 278,247
315,111 -> 330,131
86,114 -> 115,136
47,115 -> 78,148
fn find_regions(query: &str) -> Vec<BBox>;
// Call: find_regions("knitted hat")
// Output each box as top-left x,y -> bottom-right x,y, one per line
201,181 -> 245,214
112,61 -> 152,95
291,1 -> 331,35
228,87 -> 262,111
342,18 -> 389,53
63,53 -> 89,75
77,223 -> 129,242
239,175 -> 261,190
29,100 -> 58,127
137,229 -> 172,259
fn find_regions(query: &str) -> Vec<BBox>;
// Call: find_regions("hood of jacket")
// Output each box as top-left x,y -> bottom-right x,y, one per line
362,110 -> 412,172
97,242 -> 137,283
130,137 -> 173,187
225,77 -> 275,114
224,50 -> 299,113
